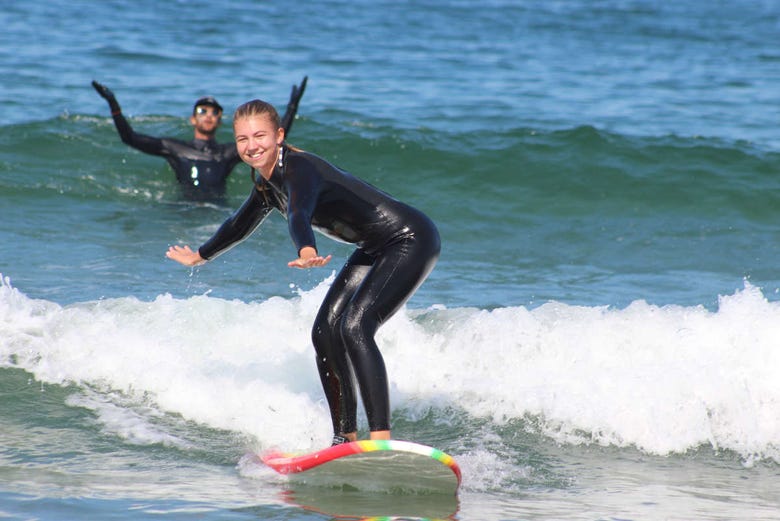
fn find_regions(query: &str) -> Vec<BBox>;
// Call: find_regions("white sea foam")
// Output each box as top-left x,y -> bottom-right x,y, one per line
2,274 -> 779,463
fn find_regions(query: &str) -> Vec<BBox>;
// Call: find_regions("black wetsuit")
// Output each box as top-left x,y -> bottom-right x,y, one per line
93,78 -> 306,201
110,113 -> 240,200
199,146 -> 441,434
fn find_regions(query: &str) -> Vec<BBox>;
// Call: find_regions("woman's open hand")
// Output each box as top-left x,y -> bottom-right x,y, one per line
288,246 -> 331,269
166,245 -> 205,266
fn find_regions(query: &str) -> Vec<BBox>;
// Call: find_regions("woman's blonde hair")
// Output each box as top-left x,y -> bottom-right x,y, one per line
232,99 -> 281,129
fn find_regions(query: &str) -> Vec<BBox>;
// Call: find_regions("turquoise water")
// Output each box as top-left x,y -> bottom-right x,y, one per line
2,1 -> 780,519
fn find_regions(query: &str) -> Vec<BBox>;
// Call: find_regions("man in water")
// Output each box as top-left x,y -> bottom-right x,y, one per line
92,77 -> 307,201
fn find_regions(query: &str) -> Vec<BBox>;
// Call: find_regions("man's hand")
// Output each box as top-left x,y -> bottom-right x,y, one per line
281,75 -> 308,134
91,80 -> 121,114
91,80 -> 114,100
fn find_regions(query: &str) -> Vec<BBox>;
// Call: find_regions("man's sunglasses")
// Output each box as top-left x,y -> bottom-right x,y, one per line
195,106 -> 221,117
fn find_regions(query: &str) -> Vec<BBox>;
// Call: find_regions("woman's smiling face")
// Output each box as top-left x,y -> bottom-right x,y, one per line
234,113 -> 284,177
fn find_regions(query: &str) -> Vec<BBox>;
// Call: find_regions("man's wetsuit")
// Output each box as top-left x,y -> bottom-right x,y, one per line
198,146 -> 441,435
93,78 -> 306,201
110,114 -> 241,200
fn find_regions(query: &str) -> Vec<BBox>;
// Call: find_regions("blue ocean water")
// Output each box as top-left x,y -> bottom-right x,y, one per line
2,1 -> 780,520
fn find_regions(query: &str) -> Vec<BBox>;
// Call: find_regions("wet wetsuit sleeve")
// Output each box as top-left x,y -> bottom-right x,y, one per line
91,81 -> 169,156
110,112 -> 169,156
284,158 -> 320,255
198,186 -> 274,260
280,76 -> 307,135
224,143 -> 242,171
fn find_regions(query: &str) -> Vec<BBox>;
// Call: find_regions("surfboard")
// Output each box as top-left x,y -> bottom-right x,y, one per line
261,439 -> 462,495
282,487 -> 459,519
